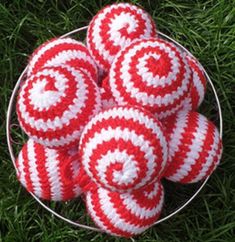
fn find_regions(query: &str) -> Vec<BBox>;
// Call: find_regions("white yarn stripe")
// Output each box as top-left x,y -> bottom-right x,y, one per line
32,128 -> 82,148
182,97 -> 193,111
17,148 -> 27,188
168,114 -> 208,182
120,184 -> 163,219
193,71 -> 205,106
190,126 -> 221,182
71,159 -> 82,196
81,107 -> 168,171
82,127 -> 157,191
19,66 -> 88,132
28,38 -> 81,75
108,12 -> 137,47
27,139 -> 42,198
45,149 -> 62,201
96,149 -> 139,188
98,188 -> 153,234
168,111 -> 189,161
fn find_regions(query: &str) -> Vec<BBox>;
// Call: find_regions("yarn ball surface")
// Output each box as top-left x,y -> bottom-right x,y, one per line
100,77 -> 116,110
163,111 -> 222,183
100,87 -> 117,110
79,106 -> 168,193
86,181 -> 164,237
27,37 -> 98,81
17,65 -> 101,149
183,54 -> 207,110
87,3 -> 157,74
108,38 -> 192,119
16,139 -> 82,201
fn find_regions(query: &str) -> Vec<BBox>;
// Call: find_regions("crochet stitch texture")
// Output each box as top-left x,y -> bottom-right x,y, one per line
16,139 -> 82,201
79,106 -> 168,193
17,65 -> 101,149
87,3 -> 157,73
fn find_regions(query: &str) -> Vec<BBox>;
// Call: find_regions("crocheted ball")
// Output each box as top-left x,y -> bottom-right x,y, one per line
17,65 -> 101,149
87,3 -> 157,74
15,139 -> 82,201
79,106 -> 168,193
86,181 -> 164,237
163,111 -> 222,183
183,54 -> 207,110
27,37 -> 98,81
108,38 -> 192,119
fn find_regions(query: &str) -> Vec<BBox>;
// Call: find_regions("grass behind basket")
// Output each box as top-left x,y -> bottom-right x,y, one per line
0,0 -> 235,241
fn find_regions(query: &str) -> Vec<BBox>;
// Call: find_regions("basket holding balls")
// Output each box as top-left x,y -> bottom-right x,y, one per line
9,2 -> 222,238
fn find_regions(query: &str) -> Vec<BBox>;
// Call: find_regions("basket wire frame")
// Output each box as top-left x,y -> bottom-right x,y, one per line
6,26 -> 223,237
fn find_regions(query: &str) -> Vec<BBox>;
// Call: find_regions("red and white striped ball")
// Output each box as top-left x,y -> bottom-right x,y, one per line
79,106 -> 168,193
163,111 -> 222,183
27,37 -> 98,81
87,3 -> 157,74
183,54 -> 207,110
108,38 -> 192,120
17,65 -> 101,149
16,139 -> 82,201
86,181 -> 164,237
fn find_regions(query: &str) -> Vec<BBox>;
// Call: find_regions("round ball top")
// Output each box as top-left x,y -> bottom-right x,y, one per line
87,3 -> 157,73
108,38 -> 192,119
27,37 -> 98,82
79,105 -> 168,193
17,65 -> 101,149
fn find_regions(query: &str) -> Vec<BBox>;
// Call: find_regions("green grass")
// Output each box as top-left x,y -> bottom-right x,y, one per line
0,0 -> 235,241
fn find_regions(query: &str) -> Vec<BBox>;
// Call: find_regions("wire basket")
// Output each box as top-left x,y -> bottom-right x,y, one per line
6,26 -> 223,238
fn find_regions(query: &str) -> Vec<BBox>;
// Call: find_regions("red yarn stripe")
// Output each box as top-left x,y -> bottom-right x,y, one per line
57,152 -> 75,200
22,142 -> 34,193
34,142 -> 51,200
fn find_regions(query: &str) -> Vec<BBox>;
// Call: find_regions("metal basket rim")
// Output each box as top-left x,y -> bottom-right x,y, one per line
6,26 -> 223,236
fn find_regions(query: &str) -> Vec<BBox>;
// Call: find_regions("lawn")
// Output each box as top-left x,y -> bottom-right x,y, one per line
0,0 -> 235,241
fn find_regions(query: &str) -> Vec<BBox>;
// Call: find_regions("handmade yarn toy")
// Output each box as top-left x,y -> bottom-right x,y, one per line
16,65 -> 101,149
183,54 -> 207,110
27,37 -> 98,81
86,181 -> 164,237
107,38 -> 192,119
79,106 -> 168,193
16,139 -> 82,201
163,110 -> 222,183
87,3 -> 157,74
